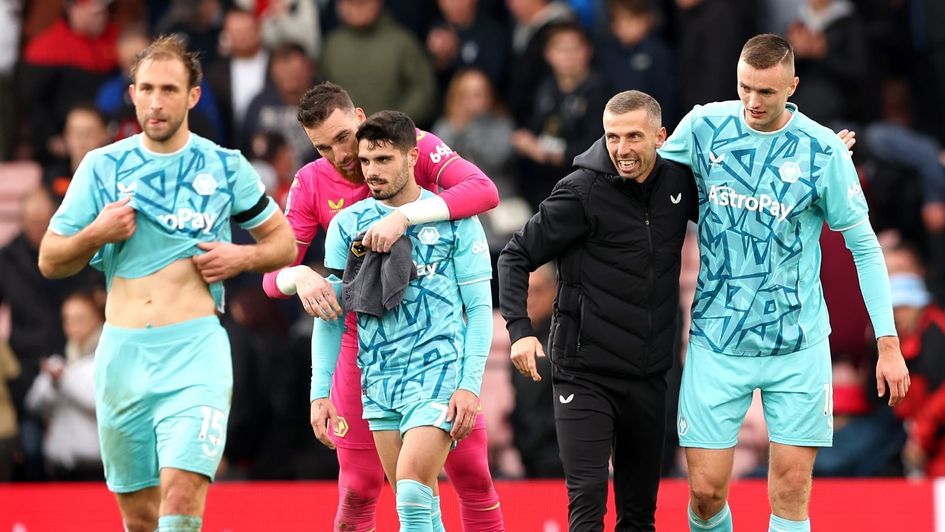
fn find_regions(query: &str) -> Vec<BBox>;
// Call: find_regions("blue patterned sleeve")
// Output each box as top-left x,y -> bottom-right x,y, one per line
818,139 -> 870,231
229,151 -> 277,229
451,215 -> 492,285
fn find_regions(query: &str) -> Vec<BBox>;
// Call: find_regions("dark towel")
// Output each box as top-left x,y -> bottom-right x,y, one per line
342,232 -> 418,317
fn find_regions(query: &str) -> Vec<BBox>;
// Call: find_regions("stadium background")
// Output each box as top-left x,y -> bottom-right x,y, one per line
1,0 -> 945,530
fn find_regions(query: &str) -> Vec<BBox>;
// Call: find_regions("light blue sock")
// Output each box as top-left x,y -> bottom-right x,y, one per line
156,515 -> 202,532
688,503 -> 732,532
396,479 -> 434,532
431,495 -> 445,532
769,513 -> 810,532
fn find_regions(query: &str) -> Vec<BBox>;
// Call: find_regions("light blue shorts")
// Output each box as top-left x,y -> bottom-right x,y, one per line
365,398 -> 454,437
677,339 -> 833,449
95,316 -> 232,493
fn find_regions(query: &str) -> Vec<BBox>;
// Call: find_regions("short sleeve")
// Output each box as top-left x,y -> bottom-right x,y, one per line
451,215 -> 492,285
48,155 -> 105,236
817,141 -> 869,231
229,152 -> 277,229
324,213 -> 353,272
659,106 -> 698,167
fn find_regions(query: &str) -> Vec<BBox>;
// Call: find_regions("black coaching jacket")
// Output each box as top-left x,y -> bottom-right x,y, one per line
498,137 -> 697,378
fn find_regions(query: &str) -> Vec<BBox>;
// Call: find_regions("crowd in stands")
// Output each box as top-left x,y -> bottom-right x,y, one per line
0,0 -> 943,483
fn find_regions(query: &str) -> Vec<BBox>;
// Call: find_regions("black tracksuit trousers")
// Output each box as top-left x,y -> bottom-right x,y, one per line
552,367 -> 667,532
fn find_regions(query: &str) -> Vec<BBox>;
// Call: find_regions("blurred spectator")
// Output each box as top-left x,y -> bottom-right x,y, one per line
0,0 -> 20,161
207,7 -> 271,147
433,67 -> 516,197
864,80 -> 945,304
249,131 -> 297,208
426,0 -> 510,95
674,0 -> 741,113
504,0 -> 574,126
0,339 -> 19,482
321,0 -> 438,127
596,0 -> 678,127
22,0 -> 141,42
813,359 -> 905,477
908,0 -> 945,145
0,186 -> 103,480
42,103 -> 110,201
891,271 -> 945,477
234,0 -> 321,60
19,0 -> 120,163
24,291 -> 103,481
511,21 -> 608,210
242,42 -> 317,165
509,263 -> 562,477
786,0 -> 870,125
757,0 -> 802,36
97,24 -> 225,143
154,0 -> 225,65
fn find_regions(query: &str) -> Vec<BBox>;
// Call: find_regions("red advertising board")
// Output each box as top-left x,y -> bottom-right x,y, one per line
0,479 -> 936,531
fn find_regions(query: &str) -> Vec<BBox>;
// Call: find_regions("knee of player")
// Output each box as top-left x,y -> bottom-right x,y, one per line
769,467 -> 812,499
688,481 -> 727,507
340,475 -> 384,506
160,482 -> 203,515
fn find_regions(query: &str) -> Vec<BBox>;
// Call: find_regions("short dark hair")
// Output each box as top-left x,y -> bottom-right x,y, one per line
355,111 -> 417,153
607,0 -> 652,17
740,33 -> 794,70
297,81 -> 355,128
271,41 -> 308,62
66,101 -> 107,127
543,21 -> 590,47
604,90 -> 662,126
129,34 -> 202,88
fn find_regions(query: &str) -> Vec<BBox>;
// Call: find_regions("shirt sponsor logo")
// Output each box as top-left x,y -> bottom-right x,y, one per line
670,193 -> 682,204
159,208 -> 216,234
328,198 -> 345,212
416,262 -> 439,277
709,152 -> 726,166
707,185 -> 795,221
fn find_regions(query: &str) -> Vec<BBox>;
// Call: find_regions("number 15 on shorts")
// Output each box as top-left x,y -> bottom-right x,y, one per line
199,406 -> 225,458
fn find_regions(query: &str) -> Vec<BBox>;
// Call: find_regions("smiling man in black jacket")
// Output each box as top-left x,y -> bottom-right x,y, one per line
498,90 -> 697,531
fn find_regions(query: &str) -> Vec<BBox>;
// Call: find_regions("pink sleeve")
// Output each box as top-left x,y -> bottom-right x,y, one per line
262,167 -> 319,299
414,130 -> 499,220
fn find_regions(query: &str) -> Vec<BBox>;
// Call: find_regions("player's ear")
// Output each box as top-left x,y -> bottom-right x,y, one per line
407,146 -> 419,167
655,126 -> 667,147
788,76 -> 799,97
188,85 -> 201,110
354,107 -> 366,124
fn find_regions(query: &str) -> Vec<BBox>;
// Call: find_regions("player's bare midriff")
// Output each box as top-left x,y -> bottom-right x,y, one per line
106,258 -> 216,328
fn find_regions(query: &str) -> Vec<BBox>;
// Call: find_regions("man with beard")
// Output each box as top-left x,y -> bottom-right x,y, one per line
37,35 -> 296,532
311,111 -> 494,531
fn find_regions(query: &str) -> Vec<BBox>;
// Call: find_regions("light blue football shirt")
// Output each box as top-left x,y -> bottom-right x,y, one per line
659,101 -> 868,356
324,188 -> 493,408
49,133 -> 277,311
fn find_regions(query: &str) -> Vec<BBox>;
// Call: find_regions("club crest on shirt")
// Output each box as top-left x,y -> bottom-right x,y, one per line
193,173 -> 218,196
350,239 -> 367,257
778,162 -> 802,184
333,416 -> 349,438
